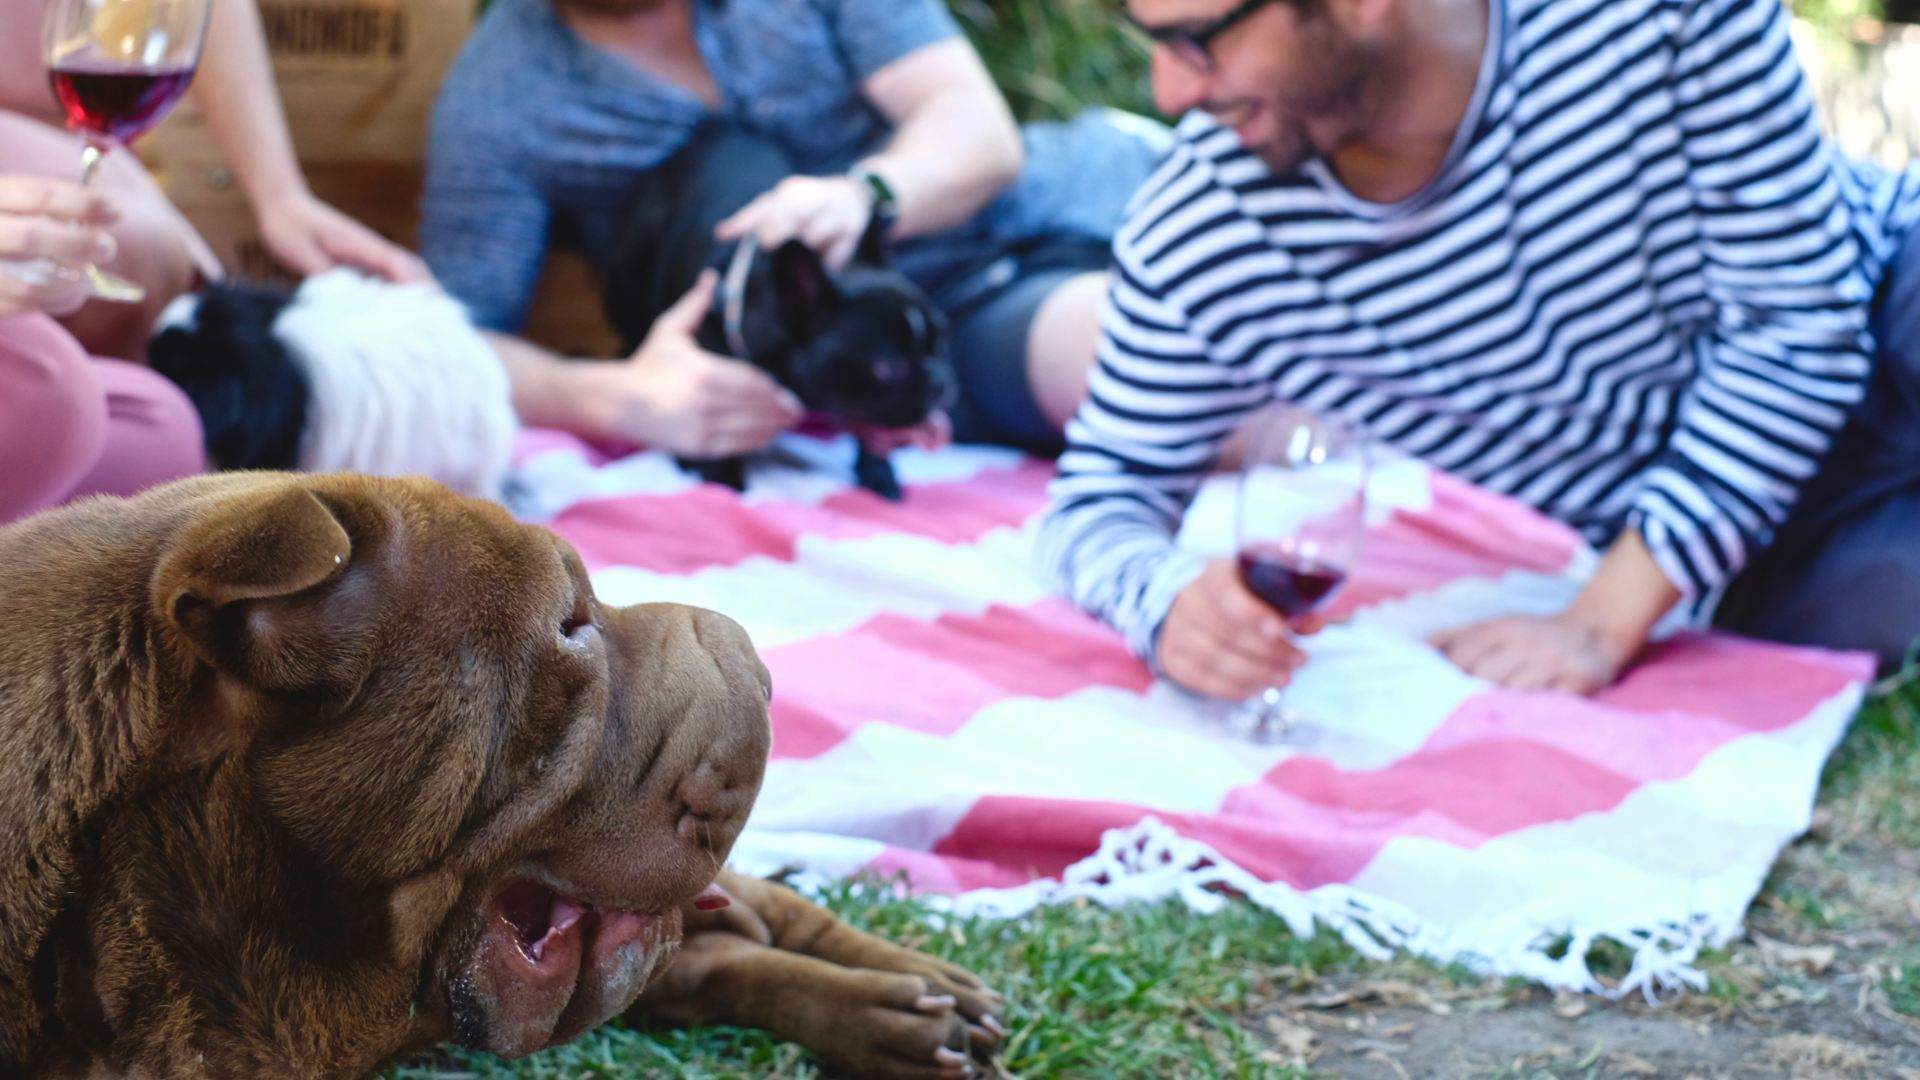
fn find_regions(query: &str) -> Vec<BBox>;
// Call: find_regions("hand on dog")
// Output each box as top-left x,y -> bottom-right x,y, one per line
0,175 -> 118,317
614,271 -> 806,457
1158,559 -> 1330,700
716,174 -> 873,270
1430,610 -> 1630,694
851,411 -> 952,455
255,190 -> 431,285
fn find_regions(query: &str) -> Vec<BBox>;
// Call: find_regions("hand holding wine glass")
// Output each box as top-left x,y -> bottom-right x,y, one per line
8,0 -> 210,304
1225,405 -> 1369,743
0,175 -> 120,318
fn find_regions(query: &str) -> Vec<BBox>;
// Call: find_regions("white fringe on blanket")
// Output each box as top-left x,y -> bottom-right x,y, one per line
752,673 -> 1863,1004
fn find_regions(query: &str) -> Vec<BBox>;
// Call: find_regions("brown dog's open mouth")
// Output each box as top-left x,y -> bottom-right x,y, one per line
498,879 -> 588,964
455,878 -> 684,1057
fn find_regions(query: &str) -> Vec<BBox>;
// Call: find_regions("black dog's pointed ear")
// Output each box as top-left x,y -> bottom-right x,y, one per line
853,212 -> 890,267
769,240 -> 842,339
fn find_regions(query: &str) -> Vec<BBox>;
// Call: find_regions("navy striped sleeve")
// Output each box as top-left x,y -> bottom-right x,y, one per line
1038,126 -> 1273,662
1628,0 -> 1876,600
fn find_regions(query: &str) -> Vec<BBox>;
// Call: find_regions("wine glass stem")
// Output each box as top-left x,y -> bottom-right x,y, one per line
79,138 -> 109,187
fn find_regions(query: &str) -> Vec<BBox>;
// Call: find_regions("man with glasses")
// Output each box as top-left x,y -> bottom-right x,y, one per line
1042,0 -> 1920,699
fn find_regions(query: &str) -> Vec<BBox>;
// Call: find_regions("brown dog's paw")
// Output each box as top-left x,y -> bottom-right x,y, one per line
816,969 -> 983,1080
825,945 -> 1005,1062
891,956 -> 1005,1059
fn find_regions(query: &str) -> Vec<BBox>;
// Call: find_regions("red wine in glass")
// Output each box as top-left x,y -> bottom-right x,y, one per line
1237,549 -> 1346,620
1227,405 -> 1369,744
17,0 -> 212,303
49,61 -> 197,143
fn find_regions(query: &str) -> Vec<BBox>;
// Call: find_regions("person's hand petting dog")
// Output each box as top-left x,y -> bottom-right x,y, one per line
1159,559 -> 1331,700
715,174 -> 875,270
0,175 -> 118,318
605,270 -> 805,458
254,188 -> 431,285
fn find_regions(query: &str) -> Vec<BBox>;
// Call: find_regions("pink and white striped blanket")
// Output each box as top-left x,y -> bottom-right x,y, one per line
511,429 -> 1874,996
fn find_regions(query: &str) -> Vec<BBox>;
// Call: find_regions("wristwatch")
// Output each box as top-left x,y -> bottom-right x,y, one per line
850,163 -> 899,238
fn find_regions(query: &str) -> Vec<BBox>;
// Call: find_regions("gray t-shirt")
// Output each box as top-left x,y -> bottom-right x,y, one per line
420,0 -> 1167,331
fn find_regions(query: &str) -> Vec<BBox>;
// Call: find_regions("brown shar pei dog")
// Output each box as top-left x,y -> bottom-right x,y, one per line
0,473 -> 1001,1078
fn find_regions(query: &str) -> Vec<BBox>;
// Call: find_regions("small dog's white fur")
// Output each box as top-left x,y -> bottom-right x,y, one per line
181,270 -> 519,499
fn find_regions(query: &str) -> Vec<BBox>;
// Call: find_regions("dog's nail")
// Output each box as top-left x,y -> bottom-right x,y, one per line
691,883 -> 730,911
934,1047 -> 969,1066
982,1014 -> 1006,1038
914,994 -> 956,1014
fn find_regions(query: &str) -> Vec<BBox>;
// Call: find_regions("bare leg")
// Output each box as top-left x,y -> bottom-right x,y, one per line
1022,270 -> 1108,432
631,870 -> 1004,1078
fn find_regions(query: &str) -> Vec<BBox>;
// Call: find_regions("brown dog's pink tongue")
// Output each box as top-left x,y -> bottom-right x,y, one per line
466,889 -> 585,1058
692,883 -> 731,911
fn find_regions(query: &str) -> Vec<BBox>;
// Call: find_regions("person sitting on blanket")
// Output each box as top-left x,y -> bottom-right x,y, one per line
418,0 -> 1170,461
0,0 -> 428,361
1041,0 -> 1920,700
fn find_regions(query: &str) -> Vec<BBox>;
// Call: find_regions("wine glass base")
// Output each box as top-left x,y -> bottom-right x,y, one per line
1226,692 -> 1321,747
84,264 -> 145,304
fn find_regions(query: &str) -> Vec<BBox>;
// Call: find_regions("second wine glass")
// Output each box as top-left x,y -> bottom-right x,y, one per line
1229,404 -> 1370,744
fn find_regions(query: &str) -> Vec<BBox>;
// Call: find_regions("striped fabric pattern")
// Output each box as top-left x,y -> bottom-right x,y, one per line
518,429 -> 1874,992
1042,0 -> 1920,661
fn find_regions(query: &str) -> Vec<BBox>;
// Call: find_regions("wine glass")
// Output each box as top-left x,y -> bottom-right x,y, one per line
22,0 -> 210,303
1229,405 -> 1370,744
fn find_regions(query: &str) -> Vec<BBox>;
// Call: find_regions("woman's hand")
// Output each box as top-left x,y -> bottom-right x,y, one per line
715,175 -> 874,269
0,176 -> 119,318
254,189 -> 431,284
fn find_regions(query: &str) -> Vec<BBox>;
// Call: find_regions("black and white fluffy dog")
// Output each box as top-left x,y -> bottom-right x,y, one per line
604,125 -> 954,501
149,270 -> 518,500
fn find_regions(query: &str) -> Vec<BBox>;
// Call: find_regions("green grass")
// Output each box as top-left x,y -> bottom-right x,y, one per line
951,0 -> 1154,123
389,663 -> 1920,1078
394,882 -> 1355,1079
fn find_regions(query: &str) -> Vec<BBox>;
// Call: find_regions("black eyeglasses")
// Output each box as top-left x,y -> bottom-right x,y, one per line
1125,0 -> 1278,74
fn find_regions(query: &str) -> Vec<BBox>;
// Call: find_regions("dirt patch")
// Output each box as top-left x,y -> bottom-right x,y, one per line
1254,979 -> 1920,1078
1242,801 -> 1920,1078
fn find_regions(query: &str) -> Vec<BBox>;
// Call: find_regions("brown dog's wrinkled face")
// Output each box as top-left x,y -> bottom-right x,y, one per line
150,475 -> 771,1062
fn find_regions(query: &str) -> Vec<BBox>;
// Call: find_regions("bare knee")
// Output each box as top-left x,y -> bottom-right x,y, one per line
1024,271 -> 1109,431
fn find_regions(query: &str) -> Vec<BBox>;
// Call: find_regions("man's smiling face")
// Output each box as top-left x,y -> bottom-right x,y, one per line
1129,0 -> 1390,173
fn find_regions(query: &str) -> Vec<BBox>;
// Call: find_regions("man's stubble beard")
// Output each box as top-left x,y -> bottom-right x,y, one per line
1253,20 -> 1396,175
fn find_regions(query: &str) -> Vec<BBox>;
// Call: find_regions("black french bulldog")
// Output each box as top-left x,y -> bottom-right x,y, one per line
604,125 -> 954,502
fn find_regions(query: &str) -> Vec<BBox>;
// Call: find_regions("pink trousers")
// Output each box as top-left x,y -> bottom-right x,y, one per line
0,313 -> 204,525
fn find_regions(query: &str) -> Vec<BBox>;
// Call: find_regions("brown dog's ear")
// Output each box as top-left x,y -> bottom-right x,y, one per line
152,484 -> 353,688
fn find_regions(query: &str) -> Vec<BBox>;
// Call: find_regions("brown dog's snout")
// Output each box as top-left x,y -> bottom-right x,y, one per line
662,607 -> 771,857
537,603 -> 770,914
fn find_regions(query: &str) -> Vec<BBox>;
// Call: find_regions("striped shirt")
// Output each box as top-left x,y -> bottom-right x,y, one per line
1041,0 -> 1920,663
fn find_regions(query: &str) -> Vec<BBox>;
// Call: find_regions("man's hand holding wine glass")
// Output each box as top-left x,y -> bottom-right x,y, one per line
1158,559 -> 1331,701
0,175 -> 118,318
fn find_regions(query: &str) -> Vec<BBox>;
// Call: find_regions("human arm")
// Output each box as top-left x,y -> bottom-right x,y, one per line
191,0 -> 427,281
1435,0 -> 1875,692
487,272 -> 803,456
715,0 -> 1022,266
1040,253 -> 1319,698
